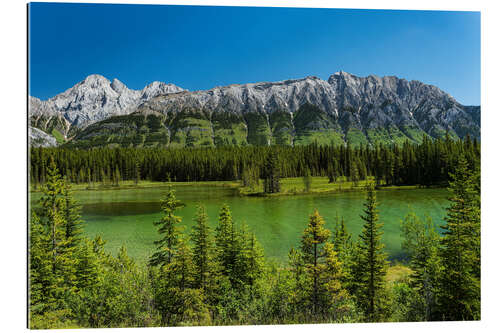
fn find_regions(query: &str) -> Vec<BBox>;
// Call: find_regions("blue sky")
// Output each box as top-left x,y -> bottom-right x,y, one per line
29,3 -> 480,105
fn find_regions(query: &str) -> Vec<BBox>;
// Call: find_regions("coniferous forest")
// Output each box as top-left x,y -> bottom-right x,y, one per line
28,137 -> 481,328
30,135 -> 479,188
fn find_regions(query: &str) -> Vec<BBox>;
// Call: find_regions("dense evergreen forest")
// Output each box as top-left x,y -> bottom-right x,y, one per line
30,135 -> 480,189
29,152 -> 480,328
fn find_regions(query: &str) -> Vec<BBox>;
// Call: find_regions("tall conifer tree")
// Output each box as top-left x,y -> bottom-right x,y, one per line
299,209 -> 347,317
191,205 -> 213,290
437,155 -> 480,320
401,212 -> 441,320
149,188 -> 185,267
354,184 -> 388,322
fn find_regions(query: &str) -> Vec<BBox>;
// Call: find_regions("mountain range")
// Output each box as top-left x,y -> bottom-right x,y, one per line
28,72 -> 480,148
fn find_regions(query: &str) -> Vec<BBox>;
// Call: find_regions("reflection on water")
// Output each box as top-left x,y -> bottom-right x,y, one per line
30,185 -> 449,263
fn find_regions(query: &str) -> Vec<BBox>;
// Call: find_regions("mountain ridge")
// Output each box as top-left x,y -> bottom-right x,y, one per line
29,72 -> 480,148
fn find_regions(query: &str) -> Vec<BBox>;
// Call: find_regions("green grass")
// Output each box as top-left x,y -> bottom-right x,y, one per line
366,127 -> 393,146
244,112 -> 272,146
293,130 -> 345,146
31,176 -> 423,196
270,111 -> 294,145
387,125 -> 412,146
401,125 -> 428,144
213,123 -> 248,146
66,113 -> 171,148
171,114 -> 214,147
51,128 -> 65,144
345,128 -> 369,146
429,125 -> 459,140
30,179 -> 240,193
237,176 -> 409,196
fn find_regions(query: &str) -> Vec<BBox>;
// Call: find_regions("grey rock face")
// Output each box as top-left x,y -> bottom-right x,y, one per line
29,71 -> 480,144
29,74 -> 185,128
139,71 -> 479,140
29,126 -> 57,147
140,76 -> 338,116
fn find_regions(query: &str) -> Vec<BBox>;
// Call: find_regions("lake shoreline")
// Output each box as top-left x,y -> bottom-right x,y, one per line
29,177 -> 446,197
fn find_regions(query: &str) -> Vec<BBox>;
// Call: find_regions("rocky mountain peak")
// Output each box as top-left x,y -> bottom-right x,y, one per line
30,75 -> 185,128
81,74 -> 111,88
29,71 -> 480,149
140,81 -> 185,100
111,78 -> 128,93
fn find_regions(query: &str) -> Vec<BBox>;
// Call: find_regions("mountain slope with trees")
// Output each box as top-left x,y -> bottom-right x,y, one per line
29,72 -> 480,148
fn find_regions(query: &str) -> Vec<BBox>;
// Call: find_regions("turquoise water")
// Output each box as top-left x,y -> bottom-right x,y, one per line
30,185 -> 449,264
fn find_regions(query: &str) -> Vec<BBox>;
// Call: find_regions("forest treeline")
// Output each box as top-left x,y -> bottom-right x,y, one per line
29,155 -> 480,328
30,135 -> 480,188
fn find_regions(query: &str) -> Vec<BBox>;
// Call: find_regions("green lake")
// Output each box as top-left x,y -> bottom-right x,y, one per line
30,185 -> 450,264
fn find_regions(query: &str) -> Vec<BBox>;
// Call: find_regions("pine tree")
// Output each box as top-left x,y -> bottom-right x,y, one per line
401,212 -> 441,320
75,238 -> 100,291
36,158 -> 78,306
135,159 -> 141,185
354,184 -> 388,322
332,215 -> 354,289
149,188 -> 185,267
236,223 -> 265,287
327,160 -> 338,183
29,211 -> 54,312
191,205 -> 213,290
87,167 -> 92,189
39,157 -> 64,225
350,162 -> 359,187
288,247 -> 305,314
114,165 -> 121,187
153,234 -> 203,326
299,209 -> 347,318
437,155 -> 480,320
214,204 -> 239,288
303,168 -> 312,193
168,235 -> 195,290
333,215 -> 352,256
263,153 -> 280,193
323,242 -> 350,319
61,181 -> 83,249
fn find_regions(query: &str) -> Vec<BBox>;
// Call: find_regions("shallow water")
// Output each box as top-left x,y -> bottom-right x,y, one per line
30,185 -> 449,264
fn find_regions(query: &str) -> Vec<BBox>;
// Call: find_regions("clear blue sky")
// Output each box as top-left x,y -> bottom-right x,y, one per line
28,3 -> 481,105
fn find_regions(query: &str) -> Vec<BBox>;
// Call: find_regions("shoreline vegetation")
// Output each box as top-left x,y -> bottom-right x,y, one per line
29,138 -> 480,328
29,136 -> 479,201
29,155 -> 480,328
29,176 -> 444,196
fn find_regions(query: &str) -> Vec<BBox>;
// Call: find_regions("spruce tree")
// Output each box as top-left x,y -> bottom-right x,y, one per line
36,158 -> 78,306
401,212 -> 441,320
299,209 -> 347,318
354,184 -> 388,322
75,238 -> 100,291
236,223 -> 265,287
134,159 -> 141,185
29,211 -> 54,312
332,215 -> 354,290
169,235 -> 195,290
263,153 -> 280,193
114,165 -> 121,186
214,204 -> 239,288
303,168 -> 312,193
437,155 -> 480,320
191,205 -> 213,290
61,180 -> 83,249
149,188 -> 185,267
